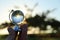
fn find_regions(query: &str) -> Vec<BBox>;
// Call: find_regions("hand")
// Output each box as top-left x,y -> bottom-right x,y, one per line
18,24 -> 28,40
6,25 -> 18,40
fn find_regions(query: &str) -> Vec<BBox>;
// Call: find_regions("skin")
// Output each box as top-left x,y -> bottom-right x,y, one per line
6,20 -> 28,40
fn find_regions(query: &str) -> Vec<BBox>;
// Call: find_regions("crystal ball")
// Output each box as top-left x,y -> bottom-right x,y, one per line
11,10 -> 24,24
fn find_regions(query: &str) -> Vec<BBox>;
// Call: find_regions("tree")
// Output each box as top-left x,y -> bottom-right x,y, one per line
26,9 -> 60,32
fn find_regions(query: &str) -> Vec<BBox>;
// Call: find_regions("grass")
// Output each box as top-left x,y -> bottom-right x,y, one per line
0,35 -> 60,40
0,35 -> 8,40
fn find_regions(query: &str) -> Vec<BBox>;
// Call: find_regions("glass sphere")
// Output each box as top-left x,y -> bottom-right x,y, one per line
11,10 -> 24,24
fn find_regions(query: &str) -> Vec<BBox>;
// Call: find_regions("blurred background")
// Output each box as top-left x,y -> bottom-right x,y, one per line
0,0 -> 60,40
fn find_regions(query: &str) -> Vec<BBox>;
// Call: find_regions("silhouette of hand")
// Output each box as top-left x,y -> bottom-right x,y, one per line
6,25 -> 18,40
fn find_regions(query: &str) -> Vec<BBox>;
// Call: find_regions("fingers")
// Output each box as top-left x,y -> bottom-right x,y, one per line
7,26 -> 18,35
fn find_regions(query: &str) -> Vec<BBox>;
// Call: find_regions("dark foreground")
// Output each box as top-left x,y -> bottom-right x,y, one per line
0,34 -> 60,40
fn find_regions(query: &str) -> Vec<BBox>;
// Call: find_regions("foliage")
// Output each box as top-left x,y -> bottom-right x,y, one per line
26,9 -> 60,32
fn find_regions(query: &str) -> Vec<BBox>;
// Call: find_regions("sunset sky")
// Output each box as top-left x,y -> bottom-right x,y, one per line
0,0 -> 60,24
